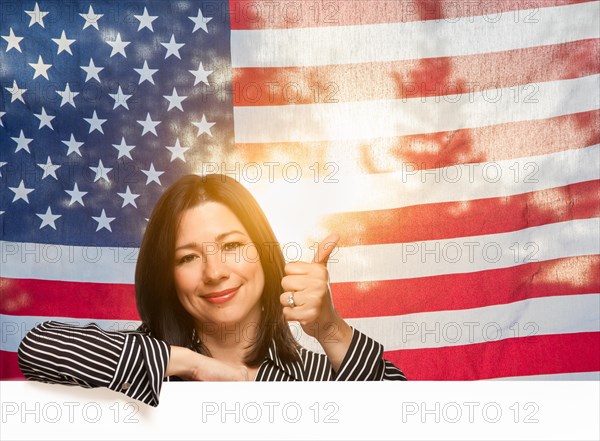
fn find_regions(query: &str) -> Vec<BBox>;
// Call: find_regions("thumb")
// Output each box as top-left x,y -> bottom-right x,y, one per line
312,233 -> 340,265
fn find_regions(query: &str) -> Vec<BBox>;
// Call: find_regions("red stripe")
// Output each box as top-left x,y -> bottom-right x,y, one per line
1,352 -> 24,380
325,181 -> 600,247
331,256 -> 600,318
3,256 -> 598,321
233,39 -> 600,106
232,110 -> 600,174
385,331 -> 600,380
0,279 -> 139,320
229,0 -> 591,30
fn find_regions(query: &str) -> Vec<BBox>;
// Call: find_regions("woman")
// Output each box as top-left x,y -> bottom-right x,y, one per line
18,174 -> 406,406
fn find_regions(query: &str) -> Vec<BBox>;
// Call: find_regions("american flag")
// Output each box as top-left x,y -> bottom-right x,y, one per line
1,0 -> 599,381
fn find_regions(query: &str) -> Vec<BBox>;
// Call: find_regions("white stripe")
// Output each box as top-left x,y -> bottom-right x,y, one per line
295,293 -> 600,352
231,2 -> 600,68
0,241 -> 137,283
330,217 -> 600,282
0,315 -> 141,352
2,215 -> 598,285
249,144 -> 600,215
234,74 -> 600,143
492,371 -> 600,381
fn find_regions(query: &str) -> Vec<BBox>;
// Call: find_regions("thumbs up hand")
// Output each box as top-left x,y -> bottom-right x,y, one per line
280,234 -> 347,343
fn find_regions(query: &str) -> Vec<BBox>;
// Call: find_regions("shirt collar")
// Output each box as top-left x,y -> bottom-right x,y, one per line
265,337 -> 304,380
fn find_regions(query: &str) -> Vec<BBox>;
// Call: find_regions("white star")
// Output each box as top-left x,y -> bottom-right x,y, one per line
92,209 -> 115,232
34,107 -> 55,130
163,87 -> 187,111
89,159 -> 112,183
0,162 -> 6,177
117,186 -> 140,208
5,80 -> 27,104
28,55 -> 52,80
37,156 -> 61,180
52,30 -> 75,55
9,180 -> 34,203
106,32 -> 130,57
81,58 -> 103,82
65,183 -> 87,206
134,7 -> 158,32
112,137 -> 135,159
141,163 -> 164,185
0,111 -> 5,127
25,3 -> 49,28
134,60 -> 158,85
109,85 -> 132,110
189,62 -> 213,86
137,112 -> 161,136
56,83 -> 79,107
165,138 -> 189,162
84,110 -> 107,134
2,28 -> 23,53
11,130 -> 33,153
80,5 -> 103,30
189,8 -> 212,33
36,206 -> 61,230
61,134 -> 84,156
192,114 -> 215,137
160,34 -> 184,59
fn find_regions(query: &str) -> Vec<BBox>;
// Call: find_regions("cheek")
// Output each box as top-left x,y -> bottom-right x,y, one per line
249,262 -> 265,293
173,267 -> 194,294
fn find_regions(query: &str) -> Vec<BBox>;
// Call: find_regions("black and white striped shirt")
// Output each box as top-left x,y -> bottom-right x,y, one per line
18,321 -> 406,407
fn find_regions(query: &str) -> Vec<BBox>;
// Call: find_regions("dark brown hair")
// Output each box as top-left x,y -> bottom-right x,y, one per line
135,174 -> 300,366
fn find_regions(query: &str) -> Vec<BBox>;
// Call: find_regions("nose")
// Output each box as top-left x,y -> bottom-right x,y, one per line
202,251 -> 229,284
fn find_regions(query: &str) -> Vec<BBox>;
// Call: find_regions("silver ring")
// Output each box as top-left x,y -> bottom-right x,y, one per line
287,292 -> 296,308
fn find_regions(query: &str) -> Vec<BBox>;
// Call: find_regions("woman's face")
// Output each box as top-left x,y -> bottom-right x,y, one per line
173,202 -> 265,331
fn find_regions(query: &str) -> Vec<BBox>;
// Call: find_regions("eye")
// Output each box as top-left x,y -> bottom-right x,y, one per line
222,241 -> 242,252
177,254 -> 198,265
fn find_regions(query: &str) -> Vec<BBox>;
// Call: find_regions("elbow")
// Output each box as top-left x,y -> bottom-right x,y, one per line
17,321 -> 50,379
17,336 -> 34,379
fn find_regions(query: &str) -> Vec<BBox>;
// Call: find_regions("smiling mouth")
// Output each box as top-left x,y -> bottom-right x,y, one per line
202,286 -> 240,304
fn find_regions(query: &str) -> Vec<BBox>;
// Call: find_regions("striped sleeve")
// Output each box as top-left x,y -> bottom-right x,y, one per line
334,328 -> 407,381
17,321 -> 170,407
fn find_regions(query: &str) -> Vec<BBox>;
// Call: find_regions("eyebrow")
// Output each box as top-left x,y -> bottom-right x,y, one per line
175,230 -> 247,252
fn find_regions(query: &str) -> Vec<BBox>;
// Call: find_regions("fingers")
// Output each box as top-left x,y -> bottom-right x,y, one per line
285,261 -> 330,277
279,234 -> 339,333
280,291 -> 303,308
281,273 -> 327,292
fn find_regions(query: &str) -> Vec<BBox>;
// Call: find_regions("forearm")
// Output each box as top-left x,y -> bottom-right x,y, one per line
165,346 -> 249,381
18,321 -> 170,406
165,346 -> 196,378
316,317 -> 353,373
18,321 -> 124,387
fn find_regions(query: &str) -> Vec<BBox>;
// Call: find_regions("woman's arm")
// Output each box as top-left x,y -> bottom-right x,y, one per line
18,321 -> 169,406
166,346 -> 249,381
18,321 -> 249,407
280,234 -> 407,379
299,327 -> 407,381
281,234 -> 355,372
331,327 -> 407,380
